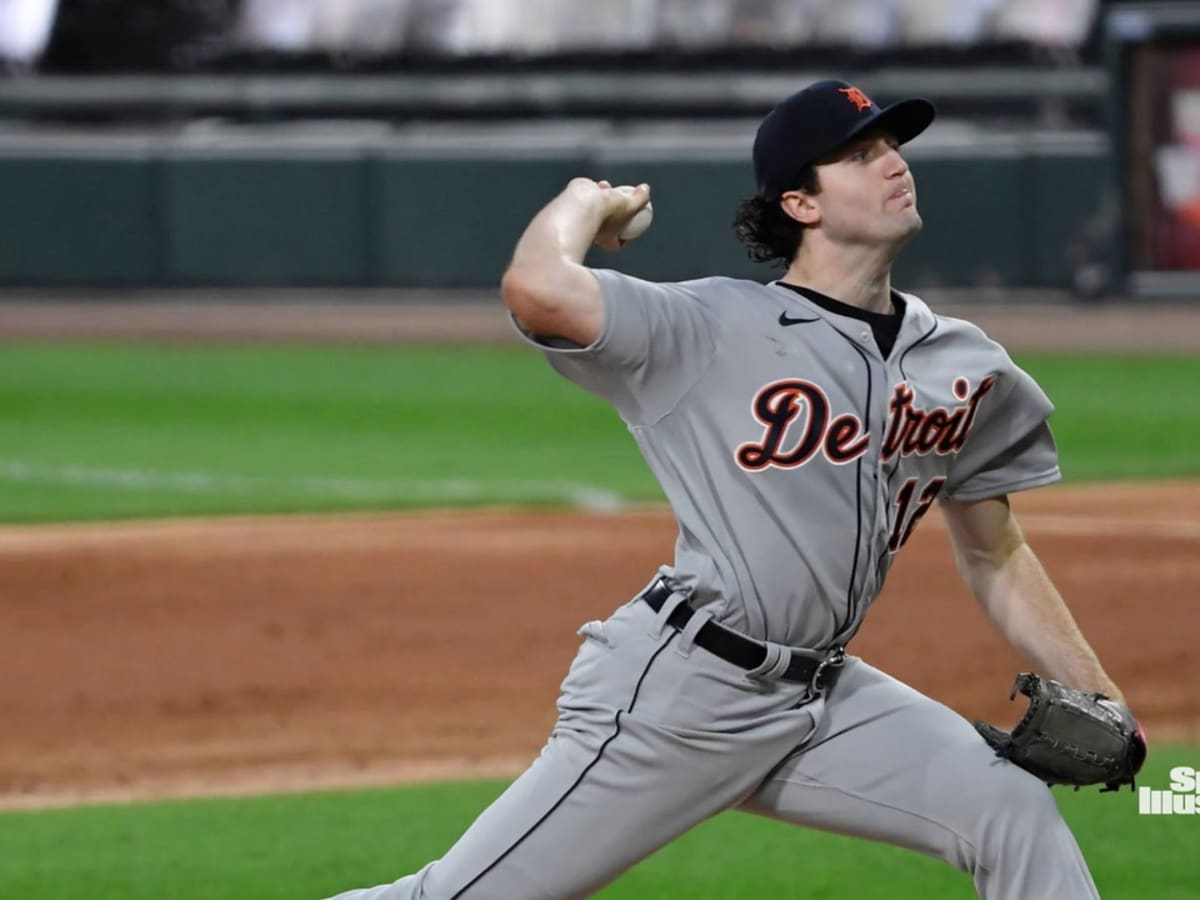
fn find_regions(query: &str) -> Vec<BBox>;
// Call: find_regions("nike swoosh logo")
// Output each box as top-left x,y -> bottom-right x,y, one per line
779,312 -> 819,327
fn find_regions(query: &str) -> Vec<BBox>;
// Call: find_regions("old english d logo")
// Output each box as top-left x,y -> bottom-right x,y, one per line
839,86 -> 873,112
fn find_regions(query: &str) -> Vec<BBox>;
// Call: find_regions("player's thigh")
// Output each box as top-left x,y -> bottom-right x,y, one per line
422,716 -> 733,898
739,659 -> 1056,865
425,606 -> 819,899
323,705 -> 753,900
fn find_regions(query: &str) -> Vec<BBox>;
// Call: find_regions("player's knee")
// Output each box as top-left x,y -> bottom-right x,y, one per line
959,763 -> 1097,896
973,763 -> 1063,850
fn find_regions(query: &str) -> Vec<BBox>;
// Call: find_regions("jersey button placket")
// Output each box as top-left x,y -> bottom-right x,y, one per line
844,352 -> 887,641
873,357 -> 902,556
874,362 -> 897,558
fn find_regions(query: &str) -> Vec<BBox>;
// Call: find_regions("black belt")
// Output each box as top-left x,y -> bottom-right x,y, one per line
640,580 -> 845,692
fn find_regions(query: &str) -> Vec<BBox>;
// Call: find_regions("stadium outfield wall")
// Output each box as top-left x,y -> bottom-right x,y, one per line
0,130 -> 1108,290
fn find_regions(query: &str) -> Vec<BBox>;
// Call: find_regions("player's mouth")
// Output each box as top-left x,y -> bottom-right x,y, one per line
888,187 -> 914,208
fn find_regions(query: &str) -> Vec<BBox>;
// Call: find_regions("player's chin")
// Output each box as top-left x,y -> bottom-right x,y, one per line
888,209 -> 923,244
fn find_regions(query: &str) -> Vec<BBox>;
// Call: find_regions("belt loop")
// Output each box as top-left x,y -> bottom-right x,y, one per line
744,640 -> 792,686
673,607 -> 713,658
648,589 -> 687,638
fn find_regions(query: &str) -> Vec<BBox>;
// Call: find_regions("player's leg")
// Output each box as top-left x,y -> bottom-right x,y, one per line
323,713 -> 733,900
324,596 -> 819,900
739,659 -> 1098,900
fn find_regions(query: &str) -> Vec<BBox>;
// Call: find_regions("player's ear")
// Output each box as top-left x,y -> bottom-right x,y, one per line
779,190 -> 820,227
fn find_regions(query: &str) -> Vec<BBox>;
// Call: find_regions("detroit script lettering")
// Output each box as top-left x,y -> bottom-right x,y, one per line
735,376 -> 996,471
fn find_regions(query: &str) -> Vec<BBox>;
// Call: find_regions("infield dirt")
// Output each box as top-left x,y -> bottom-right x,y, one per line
1,482 -> 1197,810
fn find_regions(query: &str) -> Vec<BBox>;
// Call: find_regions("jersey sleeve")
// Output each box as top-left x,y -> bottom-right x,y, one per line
510,268 -> 718,426
942,363 -> 1061,502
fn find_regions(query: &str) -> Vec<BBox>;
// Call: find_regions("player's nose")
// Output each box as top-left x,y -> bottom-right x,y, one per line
882,146 -> 909,179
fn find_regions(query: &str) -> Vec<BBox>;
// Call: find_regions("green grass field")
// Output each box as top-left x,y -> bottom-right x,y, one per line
1,747 -> 1197,900
1,343 -> 1197,898
1,345 -> 1198,522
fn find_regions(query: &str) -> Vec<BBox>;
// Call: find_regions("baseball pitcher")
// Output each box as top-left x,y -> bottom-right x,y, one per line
325,79 -> 1145,900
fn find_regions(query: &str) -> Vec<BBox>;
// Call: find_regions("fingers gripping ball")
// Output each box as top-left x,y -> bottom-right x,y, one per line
974,673 -> 1147,792
613,185 -> 654,242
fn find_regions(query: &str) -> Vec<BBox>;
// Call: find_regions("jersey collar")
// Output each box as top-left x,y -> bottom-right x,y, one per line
769,281 -> 938,362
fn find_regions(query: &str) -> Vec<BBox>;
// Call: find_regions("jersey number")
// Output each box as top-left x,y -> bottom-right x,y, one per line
888,476 -> 946,552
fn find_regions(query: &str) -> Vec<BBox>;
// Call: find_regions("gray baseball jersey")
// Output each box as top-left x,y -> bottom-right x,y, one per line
533,270 -> 1058,650
323,273 -> 1097,900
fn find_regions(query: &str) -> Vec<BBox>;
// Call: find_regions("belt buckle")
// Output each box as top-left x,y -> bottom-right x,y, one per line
809,646 -> 846,695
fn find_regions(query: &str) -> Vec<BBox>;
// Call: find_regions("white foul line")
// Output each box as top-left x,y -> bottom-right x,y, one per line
0,459 -> 625,512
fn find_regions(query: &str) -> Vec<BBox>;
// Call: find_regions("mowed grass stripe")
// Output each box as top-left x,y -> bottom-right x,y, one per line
1016,354 -> 1200,481
1,747 -> 1196,900
1,346 -> 1198,522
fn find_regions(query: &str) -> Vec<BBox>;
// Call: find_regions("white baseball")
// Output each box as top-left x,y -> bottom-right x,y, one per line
613,185 -> 653,241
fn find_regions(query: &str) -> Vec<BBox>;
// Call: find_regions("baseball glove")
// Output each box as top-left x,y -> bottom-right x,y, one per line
974,673 -> 1147,792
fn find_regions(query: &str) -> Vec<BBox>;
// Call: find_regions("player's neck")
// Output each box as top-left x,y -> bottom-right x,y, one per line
783,246 -> 896,315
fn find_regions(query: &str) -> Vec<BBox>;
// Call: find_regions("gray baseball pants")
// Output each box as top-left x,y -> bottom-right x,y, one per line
323,591 -> 1099,900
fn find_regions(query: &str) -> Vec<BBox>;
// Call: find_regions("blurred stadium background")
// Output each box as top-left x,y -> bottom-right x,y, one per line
0,0 -> 1198,298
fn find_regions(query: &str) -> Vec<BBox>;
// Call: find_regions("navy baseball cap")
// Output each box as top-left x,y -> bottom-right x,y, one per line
753,80 -> 936,199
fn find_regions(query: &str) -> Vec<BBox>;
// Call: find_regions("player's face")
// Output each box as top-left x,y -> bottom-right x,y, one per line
811,132 -> 922,247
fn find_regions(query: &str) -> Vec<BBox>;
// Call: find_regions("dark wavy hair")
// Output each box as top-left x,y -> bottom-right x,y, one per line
732,166 -> 821,269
